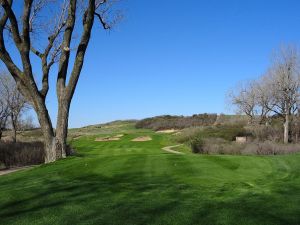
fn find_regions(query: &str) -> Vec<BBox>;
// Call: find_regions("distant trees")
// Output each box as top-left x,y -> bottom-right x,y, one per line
0,73 -> 29,142
229,45 -> 300,143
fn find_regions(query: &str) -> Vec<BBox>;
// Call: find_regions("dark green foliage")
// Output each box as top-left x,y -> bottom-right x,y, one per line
189,136 -> 204,153
199,125 -> 250,141
135,114 -> 218,130
175,125 -> 249,144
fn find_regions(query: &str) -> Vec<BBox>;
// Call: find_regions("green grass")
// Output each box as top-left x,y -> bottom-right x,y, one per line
0,125 -> 300,225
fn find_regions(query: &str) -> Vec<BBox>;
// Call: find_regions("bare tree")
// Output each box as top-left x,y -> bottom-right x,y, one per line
228,80 -> 257,124
254,75 -> 272,125
0,74 -> 28,142
0,0 -> 121,162
264,46 -> 300,143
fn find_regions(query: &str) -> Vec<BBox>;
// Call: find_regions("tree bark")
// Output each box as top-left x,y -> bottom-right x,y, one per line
284,114 -> 290,144
54,99 -> 70,159
33,98 -> 56,163
11,123 -> 16,142
11,114 -> 17,142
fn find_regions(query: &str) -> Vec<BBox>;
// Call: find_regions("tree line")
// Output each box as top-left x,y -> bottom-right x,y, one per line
229,45 -> 300,144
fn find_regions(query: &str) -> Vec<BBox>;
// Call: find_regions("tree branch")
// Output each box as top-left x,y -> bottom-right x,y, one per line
94,12 -> 110,29
57,0 -> 76,90
0,0 -> 22,48
65,0 -> 95,101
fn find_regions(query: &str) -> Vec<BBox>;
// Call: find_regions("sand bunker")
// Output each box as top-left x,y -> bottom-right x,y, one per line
131,136 -> 152,142
114,134 -> 124,138
95,134 -> 124,142
156,129 -> 178,134
95,137 -> 120,142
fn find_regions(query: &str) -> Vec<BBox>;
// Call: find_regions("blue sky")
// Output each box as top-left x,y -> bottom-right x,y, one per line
4,0 -> 300,128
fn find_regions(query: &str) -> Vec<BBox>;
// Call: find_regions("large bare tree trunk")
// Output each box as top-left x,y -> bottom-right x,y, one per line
34,99 -> 56,163
284,114 -> 290,144
54,99 -> 70,159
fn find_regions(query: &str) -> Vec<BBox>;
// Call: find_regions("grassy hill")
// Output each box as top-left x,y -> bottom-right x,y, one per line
0,121 -> 300,225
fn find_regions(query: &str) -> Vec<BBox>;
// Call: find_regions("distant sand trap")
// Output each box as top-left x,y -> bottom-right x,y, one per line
131,136 -> 152,142
73,135 -> 82,140
156,129 -> 178,134
95,137 -> 120,142
114,134 -> 124,138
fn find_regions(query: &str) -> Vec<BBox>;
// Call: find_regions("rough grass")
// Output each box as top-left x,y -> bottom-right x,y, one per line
0,125 -> 300,225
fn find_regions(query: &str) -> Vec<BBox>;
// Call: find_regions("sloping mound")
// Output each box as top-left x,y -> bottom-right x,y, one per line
131,136 -> 152,142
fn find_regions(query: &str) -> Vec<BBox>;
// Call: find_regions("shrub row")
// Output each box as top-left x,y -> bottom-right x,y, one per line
174,125 -> 249,143
0,142 -> 45,168
135,114 -> 218,130
188,137 -> 300,155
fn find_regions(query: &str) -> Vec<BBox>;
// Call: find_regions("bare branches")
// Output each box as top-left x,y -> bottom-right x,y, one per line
0,0 -> 22,47
0,72 -> 29,141
228,80 -> 258,124
94,0 -> 123,30
230,45 -> 300,143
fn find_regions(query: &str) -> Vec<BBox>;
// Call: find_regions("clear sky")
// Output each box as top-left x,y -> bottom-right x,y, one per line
4,0 -> 300,128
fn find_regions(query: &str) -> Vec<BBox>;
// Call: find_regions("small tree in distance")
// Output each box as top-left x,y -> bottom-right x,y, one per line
0,73 -> 29,142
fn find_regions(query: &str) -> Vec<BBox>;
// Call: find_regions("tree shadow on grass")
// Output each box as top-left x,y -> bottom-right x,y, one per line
1,170 -> 300,225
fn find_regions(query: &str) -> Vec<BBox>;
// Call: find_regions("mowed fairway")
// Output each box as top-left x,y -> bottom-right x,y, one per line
0,127 -> 300,225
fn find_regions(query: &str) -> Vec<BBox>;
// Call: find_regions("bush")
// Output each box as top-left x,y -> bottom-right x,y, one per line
189,136 -> 205,153
246,125 -> 282,142
242,141 -> 300,155
202,138 -> 244,155
0,142 -> 45,168
174,125 -> 248,144
187,137 -> 300,155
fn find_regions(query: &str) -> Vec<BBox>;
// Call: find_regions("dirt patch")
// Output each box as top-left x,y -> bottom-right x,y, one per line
156,129 -> 178,134
131,136 -> 152,142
